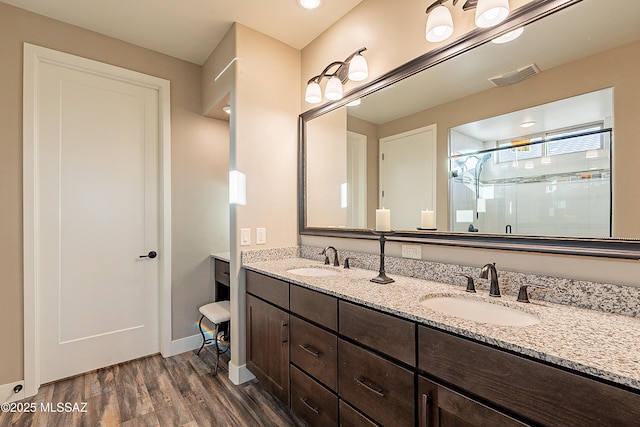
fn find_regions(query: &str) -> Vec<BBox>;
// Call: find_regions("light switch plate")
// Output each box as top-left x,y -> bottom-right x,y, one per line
401,244 -> 422,259
256,227 -> 267,245
240,228 -> 251,246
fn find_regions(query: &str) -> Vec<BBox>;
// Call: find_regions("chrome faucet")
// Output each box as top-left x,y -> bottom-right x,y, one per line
320,246 -> 339,267
479,263 -> 501,297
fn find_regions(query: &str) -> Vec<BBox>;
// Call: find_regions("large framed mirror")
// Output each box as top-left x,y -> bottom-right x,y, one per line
299,0 -> 640,259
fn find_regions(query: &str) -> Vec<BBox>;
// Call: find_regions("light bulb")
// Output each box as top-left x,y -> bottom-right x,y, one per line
475,0 -> 510,28
305,81 -> 322,104
426,5 -> 454,42
324,76 -> 343,101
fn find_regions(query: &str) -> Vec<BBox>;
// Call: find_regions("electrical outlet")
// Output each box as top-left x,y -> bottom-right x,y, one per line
240,228 -> 251,246
256,227 -> 267,245
401,244 -> 422,259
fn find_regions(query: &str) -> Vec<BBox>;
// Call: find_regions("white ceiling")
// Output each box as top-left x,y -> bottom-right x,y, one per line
0,0 -> 363,64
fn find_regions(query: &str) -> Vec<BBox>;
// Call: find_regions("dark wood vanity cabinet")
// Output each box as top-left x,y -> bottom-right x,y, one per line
246,269 -> 640,427
213,258 -> 230,301
246,271 -> 290,405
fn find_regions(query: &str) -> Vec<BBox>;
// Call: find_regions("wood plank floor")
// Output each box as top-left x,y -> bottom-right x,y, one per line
1,347 -> 305,427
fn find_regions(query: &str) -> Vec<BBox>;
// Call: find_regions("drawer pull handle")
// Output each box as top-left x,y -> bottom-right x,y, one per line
422,393 -> 433,427
354,377 -> 385,397
281,321 -> 288,344
299,344 -> 320,357
299,397 -> 320,415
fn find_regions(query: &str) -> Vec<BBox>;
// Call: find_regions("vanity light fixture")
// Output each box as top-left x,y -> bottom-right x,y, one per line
305,48 -> 368,104
425,0 -> 510,43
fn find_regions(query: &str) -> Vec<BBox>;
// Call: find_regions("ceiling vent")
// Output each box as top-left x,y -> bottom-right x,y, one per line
489,64 -> 540,87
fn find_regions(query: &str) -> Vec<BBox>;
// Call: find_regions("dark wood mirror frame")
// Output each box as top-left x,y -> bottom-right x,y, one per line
298,0 -> 640,260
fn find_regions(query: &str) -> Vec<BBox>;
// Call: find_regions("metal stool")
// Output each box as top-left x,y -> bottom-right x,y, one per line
196,300 -> 230,374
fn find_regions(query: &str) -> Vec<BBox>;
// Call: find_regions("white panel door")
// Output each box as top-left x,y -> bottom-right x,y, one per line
380,125 -> 437,230
37,59 -> 160,383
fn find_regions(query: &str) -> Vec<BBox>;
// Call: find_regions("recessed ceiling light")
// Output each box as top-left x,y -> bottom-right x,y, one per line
520,121 -> 536,128
299,0 -> 321,10
492,27 -> 524,44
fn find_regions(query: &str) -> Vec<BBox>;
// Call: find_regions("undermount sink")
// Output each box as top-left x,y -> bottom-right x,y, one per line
420,296 -> 540,327
287,267 -> 340,277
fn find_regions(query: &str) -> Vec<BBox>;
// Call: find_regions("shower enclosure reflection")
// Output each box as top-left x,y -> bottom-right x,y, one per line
449,90 -> 612,237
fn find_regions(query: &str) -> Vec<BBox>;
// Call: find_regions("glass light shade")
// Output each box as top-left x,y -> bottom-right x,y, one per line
426,5 -> 454,42
492,27 -> 524,44
299,0 -> 321,10
324,76 -> 343,101
475,0 -> 510,28
348,54 -> 368,81
305,81 -> 322,104
229,170 -> 246,205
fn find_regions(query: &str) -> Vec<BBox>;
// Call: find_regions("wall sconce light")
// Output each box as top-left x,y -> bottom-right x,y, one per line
305,47 -> 368,104
229,170 -> 246,205
425,0 -> 510,43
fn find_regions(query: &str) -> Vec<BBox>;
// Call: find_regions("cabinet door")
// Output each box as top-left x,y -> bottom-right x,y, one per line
418,376 -> 528,427
246,294 -> 290,405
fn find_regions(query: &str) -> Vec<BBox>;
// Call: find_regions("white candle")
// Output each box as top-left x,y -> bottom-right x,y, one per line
375,208 -> 391,231
421,209 -> 434,229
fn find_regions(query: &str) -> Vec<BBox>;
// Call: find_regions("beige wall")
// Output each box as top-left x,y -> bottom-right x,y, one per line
301,1 -> 640,285
347,116 -> 379,227
0,3 -> 229,385
378,41 -> 640,237
307,109 -> 348,227
202,24 -> 300,376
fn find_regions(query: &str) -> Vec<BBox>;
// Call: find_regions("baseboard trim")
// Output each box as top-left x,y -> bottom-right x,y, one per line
170,334 -> 204,356
228,362 -> 255,385
1,380 -> 26,404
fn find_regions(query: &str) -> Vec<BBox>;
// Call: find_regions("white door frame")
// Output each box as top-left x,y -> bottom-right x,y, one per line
379,124 -> 437,218
22,43 -> 172,397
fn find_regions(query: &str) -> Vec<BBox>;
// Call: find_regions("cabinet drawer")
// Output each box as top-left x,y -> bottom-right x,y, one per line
214,258 -> 230,286
339,400 -> 378,427
290,315 -> 337,391
291,365 -> 338,427
418,326 -> 640,427
339,301 -> 415,366
290,285 -> 337,331
246,270 -> 289,309
338,339 -> 414,427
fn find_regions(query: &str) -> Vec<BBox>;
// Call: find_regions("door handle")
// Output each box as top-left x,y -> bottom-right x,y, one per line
139,251 -> 157,259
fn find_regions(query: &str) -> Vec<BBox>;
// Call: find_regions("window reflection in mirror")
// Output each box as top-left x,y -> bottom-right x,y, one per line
449,89 -> 612,237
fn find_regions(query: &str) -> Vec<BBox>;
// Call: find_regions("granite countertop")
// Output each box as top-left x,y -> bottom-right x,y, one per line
211,252 -> 231,262
244,257 -> 640,392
